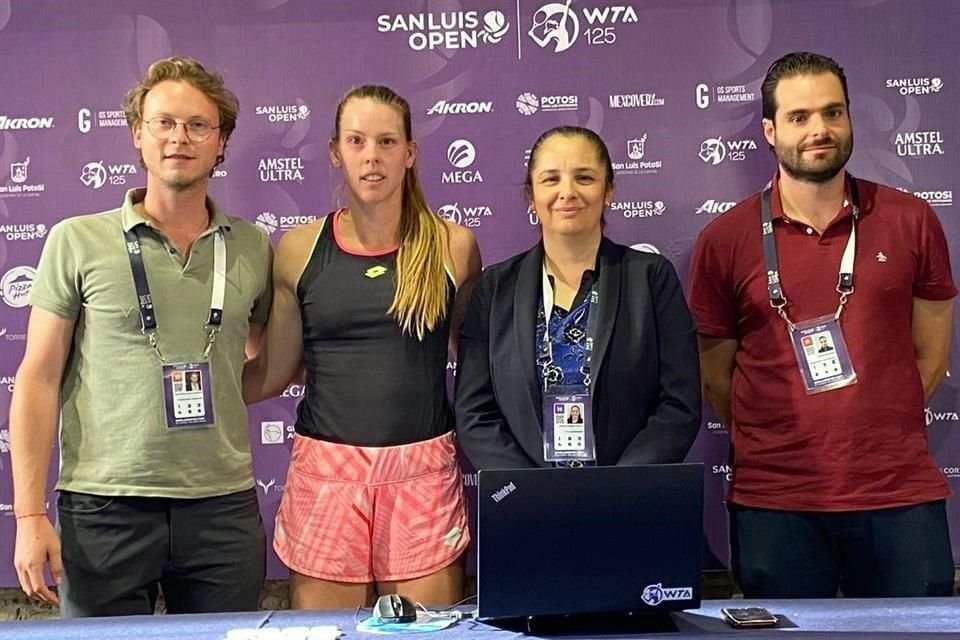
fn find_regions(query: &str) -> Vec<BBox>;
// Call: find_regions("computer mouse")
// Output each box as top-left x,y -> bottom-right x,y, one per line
374,593 -> 418,623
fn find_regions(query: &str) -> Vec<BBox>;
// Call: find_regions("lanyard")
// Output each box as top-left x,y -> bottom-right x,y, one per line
761,176 -> 860,330
540,264 -> 600,391
124,227 -> 226,362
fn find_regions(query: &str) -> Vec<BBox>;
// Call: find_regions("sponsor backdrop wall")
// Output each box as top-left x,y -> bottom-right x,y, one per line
0,0 -> 958,584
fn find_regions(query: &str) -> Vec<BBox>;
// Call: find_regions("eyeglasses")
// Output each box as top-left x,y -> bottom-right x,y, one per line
143,117 -> 220,142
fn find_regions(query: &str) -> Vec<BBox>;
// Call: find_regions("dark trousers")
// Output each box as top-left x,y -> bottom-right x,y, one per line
58,487 -> 265,618
730,500 -> 954,598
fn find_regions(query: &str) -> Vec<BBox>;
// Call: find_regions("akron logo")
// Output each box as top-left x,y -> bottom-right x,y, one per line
443,140 -> 482,184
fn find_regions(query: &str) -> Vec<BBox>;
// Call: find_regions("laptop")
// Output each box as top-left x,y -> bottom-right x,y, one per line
476,463 -> 704,621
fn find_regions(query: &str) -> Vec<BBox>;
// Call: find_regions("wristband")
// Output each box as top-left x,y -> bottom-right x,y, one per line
14,512 -> 47,520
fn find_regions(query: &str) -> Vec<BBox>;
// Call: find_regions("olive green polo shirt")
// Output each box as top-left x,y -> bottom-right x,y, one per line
30,188 -> 273,498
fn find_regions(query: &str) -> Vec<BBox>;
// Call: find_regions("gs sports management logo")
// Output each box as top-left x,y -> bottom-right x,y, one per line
641,583 -> 693,606
377,9 -> 509,51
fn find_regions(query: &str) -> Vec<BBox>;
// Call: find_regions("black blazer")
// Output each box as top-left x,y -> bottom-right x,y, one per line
454,237 -> 701,468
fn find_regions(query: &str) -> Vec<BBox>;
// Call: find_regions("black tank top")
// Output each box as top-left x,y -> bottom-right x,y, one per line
295,212 -> 454,446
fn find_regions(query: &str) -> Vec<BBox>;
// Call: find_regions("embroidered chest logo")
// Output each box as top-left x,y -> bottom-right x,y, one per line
364,265 -> 388,279
875,251 -> 888,263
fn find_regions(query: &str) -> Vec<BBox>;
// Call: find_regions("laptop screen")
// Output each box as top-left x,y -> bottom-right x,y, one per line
476,463 -> 704,620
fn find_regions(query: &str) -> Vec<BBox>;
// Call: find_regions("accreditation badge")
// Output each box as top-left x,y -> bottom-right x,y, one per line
161,360 -> 215,428
542,385 -> 596,462
789,314 -> 857,395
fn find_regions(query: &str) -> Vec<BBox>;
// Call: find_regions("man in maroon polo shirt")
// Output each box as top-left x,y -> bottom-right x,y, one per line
689,52 -> 956,598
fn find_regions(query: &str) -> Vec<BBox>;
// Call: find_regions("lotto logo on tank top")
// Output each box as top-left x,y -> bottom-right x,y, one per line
365,266 -> 388,279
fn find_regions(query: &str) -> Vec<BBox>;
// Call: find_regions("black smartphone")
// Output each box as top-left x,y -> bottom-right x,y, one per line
720,606 -> 779,628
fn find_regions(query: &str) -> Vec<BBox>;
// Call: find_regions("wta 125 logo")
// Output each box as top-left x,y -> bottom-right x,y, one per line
529,2 -> 638,53
437,202 -> 493,228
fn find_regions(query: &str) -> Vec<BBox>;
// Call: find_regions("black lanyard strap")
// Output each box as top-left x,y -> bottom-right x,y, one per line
540,266 -> 600,391
760,175 -> 860,329
124,227 -> 226,361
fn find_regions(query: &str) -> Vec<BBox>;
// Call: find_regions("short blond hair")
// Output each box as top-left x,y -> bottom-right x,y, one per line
123,56 -> 239,167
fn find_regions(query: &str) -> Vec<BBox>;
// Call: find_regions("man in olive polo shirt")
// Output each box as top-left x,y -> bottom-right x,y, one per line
9,57 -> 272,617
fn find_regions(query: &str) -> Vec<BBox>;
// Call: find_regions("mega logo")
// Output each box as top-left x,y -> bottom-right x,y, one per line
699,137 -> 758,165
0,376 -> 14,393
894,131 -> 944,157
377,9 -> 510,51
0,429 -> 8,454
0,115 -> 54,130
886,77 -> 943,96
437,202 -> 493,228
443,140 -> 482,184
529,3 -> 638,53
80,161 -> 138,189
695,199 -> 736,215
426,100 -> 493,116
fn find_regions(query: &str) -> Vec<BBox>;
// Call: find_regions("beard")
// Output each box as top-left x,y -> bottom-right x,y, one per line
161,174 -> 207,192
775,133 -> 853,184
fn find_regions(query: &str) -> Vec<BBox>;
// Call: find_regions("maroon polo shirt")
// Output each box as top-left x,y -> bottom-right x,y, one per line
689,174 -> 956,511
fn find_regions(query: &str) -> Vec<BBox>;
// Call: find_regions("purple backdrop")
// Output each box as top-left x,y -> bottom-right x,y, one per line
0,0 -> 958,585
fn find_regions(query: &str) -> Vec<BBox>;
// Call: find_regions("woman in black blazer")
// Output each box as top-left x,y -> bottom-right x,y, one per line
454,126 -> 700,468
